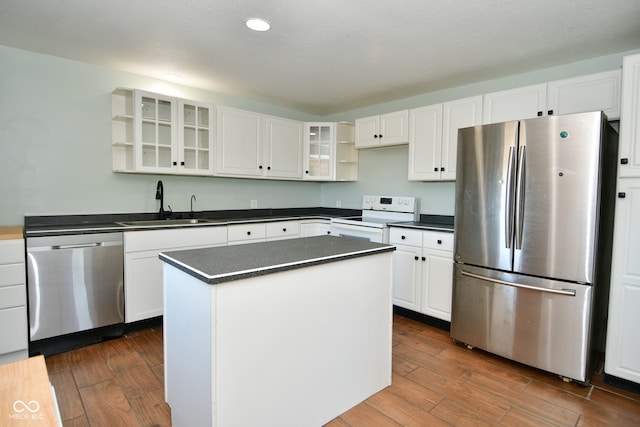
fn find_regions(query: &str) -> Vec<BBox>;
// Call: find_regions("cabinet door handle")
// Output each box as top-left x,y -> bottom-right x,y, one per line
537,111 -> 543,117
282,228 -> 287,232
621,158 -> 629,165
379,134 -> 383,138
434,167 -> 438,172
247,231 -> 251,235
414,256 -> 419,261
401,235 -> 406,239
267,166 -> 271,170
172,161 -> 177,166
547,109 -> 554,115
374,134 -> 379,138
437,239 -> 442,244
421,256 -> 426,261
305,170 -> 309,174
618,192 -> 626,198
180,161 -> 185,166
440,167 -> 445,172
259,165 -> 263,169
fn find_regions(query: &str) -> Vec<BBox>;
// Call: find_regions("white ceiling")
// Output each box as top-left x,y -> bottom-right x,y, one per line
1,0 -> 639,115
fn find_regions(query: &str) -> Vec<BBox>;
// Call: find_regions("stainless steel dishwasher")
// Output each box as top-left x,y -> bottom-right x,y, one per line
26,232 -> 124,345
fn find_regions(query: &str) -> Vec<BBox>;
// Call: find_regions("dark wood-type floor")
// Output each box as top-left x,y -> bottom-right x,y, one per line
45,314 -> 640,426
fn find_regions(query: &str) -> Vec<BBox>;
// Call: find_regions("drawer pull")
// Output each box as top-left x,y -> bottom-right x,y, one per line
401,235 -> 406,240
437,239 -> 442,244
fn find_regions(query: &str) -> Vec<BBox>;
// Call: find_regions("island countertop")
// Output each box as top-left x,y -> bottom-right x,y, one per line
159,235 -> 395,285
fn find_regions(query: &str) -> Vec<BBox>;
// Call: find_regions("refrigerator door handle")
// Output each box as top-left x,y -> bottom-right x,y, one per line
461,270 -> 577,296
514,146 -> 526,249
505,147 -> 516,249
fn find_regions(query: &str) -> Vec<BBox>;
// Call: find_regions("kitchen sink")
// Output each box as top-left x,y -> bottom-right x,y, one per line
117,219 -> 221,227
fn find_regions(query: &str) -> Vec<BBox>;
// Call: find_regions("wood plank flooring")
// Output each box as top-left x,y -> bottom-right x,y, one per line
45,315 -> 640,426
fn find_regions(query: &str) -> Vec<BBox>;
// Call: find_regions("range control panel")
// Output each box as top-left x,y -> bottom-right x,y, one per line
362,195 -> 418,213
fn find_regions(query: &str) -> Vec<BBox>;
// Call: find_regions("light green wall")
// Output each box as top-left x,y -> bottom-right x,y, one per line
2,45 -> 639,225
0,45 -> 325,226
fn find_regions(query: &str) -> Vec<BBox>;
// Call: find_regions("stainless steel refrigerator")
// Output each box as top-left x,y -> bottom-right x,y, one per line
451,111 -> 618,384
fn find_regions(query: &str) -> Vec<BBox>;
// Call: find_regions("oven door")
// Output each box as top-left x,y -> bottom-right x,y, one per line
330,222 -> 387,243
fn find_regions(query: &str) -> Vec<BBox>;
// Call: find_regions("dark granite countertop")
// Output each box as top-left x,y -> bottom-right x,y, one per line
389,214 -> 454,232
159,235 -> 395,285
24,207 -> 361,236
389,221 -> 454,232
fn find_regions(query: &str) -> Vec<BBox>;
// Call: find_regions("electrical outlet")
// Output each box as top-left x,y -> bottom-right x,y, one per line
336,200 -> 341,208
251,200 -> 258,209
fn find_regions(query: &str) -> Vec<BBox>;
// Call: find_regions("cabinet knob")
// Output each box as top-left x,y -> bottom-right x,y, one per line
259,165 -> 263,169
180,161 -> 185,166
548,109 -> 554,115
247,231 -> 251,235
434,167 -> 438,172
621,158 -> 629,165
374,134 -> 379,138
440,167 -> 445,172
172,161 -> 177,166
267,166 -> 271,170
401,235 -> 406,239
537,111 -> 543,117
414,256 -> 419,261
379,134 -> 383,138
282,228 -> 287,232
437,239 -> 442,244
618,192 -> 626,198
305,170 -> 309,174
421,256 -> 426,261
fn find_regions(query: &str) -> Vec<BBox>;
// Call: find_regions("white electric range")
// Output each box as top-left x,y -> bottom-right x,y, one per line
330,195 -> 419,243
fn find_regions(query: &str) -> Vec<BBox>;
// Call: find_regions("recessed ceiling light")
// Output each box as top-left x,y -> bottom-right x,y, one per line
246,18 -> 271,32
164,73 -> 183,81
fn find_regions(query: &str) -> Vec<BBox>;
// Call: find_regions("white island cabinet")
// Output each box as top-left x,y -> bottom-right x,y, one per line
160,236 -> 394,427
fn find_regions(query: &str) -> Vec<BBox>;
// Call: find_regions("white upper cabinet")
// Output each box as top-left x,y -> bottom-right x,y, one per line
617,54 -> 640,178
482,84 -> 547,124
216,106 -> 303,180
547,70 -> 621,119
135,91 -> 179,173
304,122 -> 357,181
111,88 -> 215,176
263,116 -> 304,179
409,96 -> 482,181
178,100 -> 215,176
216,106 -> 262,177
355,110 -> 409,148
483,70 -> 622,124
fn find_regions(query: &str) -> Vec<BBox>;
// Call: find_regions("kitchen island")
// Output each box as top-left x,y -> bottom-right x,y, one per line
159,235 -> 395,427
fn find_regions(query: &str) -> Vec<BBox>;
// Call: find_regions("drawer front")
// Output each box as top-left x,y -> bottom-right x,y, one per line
389,228 -> 422,247
0,239 -> 25,264
228,223 -> 267,241
422,231 -> 454,251
0,285 -> 26,310
125,226 -> 228,252
0,264 -> 25,288
0,306 -> 28,354
266,221 -> 300,239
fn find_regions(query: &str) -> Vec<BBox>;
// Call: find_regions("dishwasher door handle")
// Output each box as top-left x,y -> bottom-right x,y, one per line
51,242 -> 102,250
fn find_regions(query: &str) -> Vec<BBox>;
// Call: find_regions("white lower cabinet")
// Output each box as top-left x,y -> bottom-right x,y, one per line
123,227 -> 227,323
605,180 -> 640,384
390,228 -> 454,321
266,221 -> 299,241
299,220 -> 331,237
0,238 -> 28,364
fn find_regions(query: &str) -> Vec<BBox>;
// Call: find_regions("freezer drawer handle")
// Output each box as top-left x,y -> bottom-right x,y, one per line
461,271 -> 577,296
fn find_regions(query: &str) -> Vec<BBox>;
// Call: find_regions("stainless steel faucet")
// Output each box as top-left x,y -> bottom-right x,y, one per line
191,194 -> 197,213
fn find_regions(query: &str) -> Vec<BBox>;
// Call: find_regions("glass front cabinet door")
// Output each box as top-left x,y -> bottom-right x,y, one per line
304,123 -> 334,180
179,101 -> 214,176
135,91 -> 178,173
